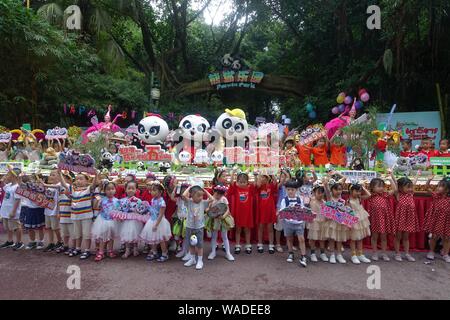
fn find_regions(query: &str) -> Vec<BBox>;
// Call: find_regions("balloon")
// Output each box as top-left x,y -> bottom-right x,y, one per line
306,103 -> 314,112
308,111 -> 317,119
358,89 -> 367,97
332,107 -> 339,114
355,101 -> 363,110
336,93 -> 345,104
361,92 -> 370,102
344,96 -> 352,105
338,104 -> 345,113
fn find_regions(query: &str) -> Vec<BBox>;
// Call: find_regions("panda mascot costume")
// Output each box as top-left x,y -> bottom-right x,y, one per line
215,108 -> 249,149
135,113 -> 169,149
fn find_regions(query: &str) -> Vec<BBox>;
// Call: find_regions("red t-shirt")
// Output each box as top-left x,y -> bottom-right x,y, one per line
400,151 -> 416,157
163,191 -> 177,221
228,183 -> 255,228
296,144 -> 312,165
312,145 -> 329,166
140,189 -> 153,202
116,185 -> 141,199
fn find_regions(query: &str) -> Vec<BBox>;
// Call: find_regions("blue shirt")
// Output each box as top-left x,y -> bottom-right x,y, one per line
149,197 -> 166,221
100,197 -> 119,220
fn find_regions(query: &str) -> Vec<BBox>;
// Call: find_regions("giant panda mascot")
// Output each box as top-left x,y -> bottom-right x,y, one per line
215,108 -> 249,149
135,113 -> 169,148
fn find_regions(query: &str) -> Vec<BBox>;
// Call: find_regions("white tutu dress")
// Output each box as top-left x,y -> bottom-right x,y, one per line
140,197 -> 172,244
118,196 -> 147,243
91,197 -> 120,241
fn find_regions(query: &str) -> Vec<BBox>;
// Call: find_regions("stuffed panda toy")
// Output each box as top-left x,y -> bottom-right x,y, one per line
159,162 -> 171,173
99,148 -> 114,171
136,114 -> 169,148
215,108 -> 249,148
136,161 -> 146,171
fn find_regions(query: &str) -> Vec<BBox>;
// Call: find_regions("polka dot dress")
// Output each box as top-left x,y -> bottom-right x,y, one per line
395,193 -> 420,233
367,192 -> 395,234
424,193 -> 450,237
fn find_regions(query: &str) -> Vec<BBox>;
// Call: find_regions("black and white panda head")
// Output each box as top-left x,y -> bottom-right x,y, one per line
179,115 -> 210,142
137,114 -> 169,145
221,53 -> 234,68
231,59 -> 242,71
101,149 -> 113,162
215,109 -> 248,142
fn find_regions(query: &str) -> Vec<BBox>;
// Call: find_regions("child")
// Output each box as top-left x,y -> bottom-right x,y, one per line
400,139 -> 414,157
140,173 -> 157,202
115,173 -> 141,199
15,175 -> 46,250
295,142 -> 312,166
323,174 -> 350,264
418,137 -> 438,160
278,179 -> 308,267
206,185 -> 235,262
229,172 -> 255,254
393,176 -> 421,262
255,174 -> 278,254
0,167 -> 23,250
347,182 -> 372,264
438,138 -> 450,157
171,183 -> 190,258
367,172 -> 397,261
424,176 -> 450,262
275,169 -> 291,253
0,141 -> 11,161
119,181 -> 145,258
91,182 -> 120,261
141,183 -> 172,262
330,142 -> 347,167
59,170 -> 98,259
182,185 -> 214,270
307,181 -> 328,262
310,138 -> 329,167
43,170 -> 63,252
162,175 -> 178,252
55,172 -> 74,254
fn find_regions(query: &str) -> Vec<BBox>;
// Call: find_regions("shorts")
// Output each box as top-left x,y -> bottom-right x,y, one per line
282,220 -> 305,237
185,227 -> 204,249
274,216 -> 283,232
60,223 -> 73,238
45,216 -> 60,230
72,219 -> 93,240
2,218 -> 20,232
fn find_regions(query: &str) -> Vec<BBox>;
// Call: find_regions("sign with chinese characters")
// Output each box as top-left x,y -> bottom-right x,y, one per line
430,157 -> 450,166
118,145 -> 173,162
58,150 -> 96,174
0,162 -> 24,174
208,70 -> 265,90
15,183 -> 56,210
278,205 -> 315,222
320,202 -> 359,227
340,170 -> 378,182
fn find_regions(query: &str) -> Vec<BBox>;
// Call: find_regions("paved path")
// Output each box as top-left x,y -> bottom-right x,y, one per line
0,235 -> 449,300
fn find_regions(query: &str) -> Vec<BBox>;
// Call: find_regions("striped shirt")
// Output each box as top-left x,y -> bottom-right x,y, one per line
59,187 -> 72,224
70,186 -> 93,220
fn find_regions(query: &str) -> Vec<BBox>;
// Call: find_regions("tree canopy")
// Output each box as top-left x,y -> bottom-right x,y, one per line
1,0 -> 449,132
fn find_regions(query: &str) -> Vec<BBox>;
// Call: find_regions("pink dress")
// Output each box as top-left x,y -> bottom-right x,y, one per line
395,193 -> 420,233
424,193 -> 450,237
367,192 -> 395,234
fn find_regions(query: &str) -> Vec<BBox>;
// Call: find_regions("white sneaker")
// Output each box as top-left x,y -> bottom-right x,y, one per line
195,260 -> 204,270
184,257 -> 196,267
443,255 -> 450,263
394,254 -> 403,262
310,253 -> 318,262
405,254 -> 415,262
329,254 -> 336,264
225,253 -> 235,261
371,253 -> 379,261
176,251 -> 186,258
351,255 -> 361,264
381,253 -> 391,262
320,253 -> 329,262
299,256 -> 307,268
208,251 -> 216,260
426,252 -> 435,260
358,255 -> 371,263
286,253 -> 294,263
336,254 -> 346,264
182,253 -> 192,261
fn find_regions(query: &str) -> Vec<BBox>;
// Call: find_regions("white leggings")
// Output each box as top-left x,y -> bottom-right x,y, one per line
210,230 -> 231,254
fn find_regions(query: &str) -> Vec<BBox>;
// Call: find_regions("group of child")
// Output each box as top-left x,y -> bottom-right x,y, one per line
1,161 -> 449,270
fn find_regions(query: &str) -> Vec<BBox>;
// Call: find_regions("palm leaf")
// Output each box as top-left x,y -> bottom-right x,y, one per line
90,7 -> 112,34
37,3 -> 63,26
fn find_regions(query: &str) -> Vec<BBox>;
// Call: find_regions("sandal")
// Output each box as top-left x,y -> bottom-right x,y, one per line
146,253 -> 159,261
257,244 -> 264,254
122,249 -> 131,259
69,249 -> 80,257
107,251 -> 117,258
234,245 -> 241,254
80,251 -> 91,260
133,247 -> 140,257
95,252 -> 105,262
157,255 -> 169,262
268,245 -> 275,254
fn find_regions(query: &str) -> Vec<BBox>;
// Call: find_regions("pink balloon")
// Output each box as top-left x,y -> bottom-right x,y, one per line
358,89 -> 367,97
332,107 -> 339,114
361,93 -> 370,102
344,96 -> 352,105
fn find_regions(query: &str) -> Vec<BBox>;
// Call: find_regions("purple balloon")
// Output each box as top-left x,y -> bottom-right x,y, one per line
344,96 -> 352,105
332,107 -> 339,114
355,101 -> 363,110
338,104 -> 345,113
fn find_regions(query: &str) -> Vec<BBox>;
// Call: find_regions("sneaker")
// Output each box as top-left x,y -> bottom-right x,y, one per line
268,245 -> 275,254
221,244 -> 226,252
176,250 -> 186,258
275,245 -> 283,253
54,242 -> 64,251
234,245 -> 241,254
286,252 -> 294,263
225,253 -> 235,261
184,257 -> 196,267
196,260 -> 204,270
208,251 -> 216,260
245,245 -> 252,254
69,249 -> 81,257
43,243 -> 55,252
358,255 -> 371,263
0,241 -> 14,249
351,255 -> 361,264
299,256 -> 307,268
336,254 -> 346,264
443,255 -> 450,263
426,252 -> 435,260
257,244 -> 264,254
329,254 -> 336,264
157,255 -> 169,262
25,242 -> 37,250
394,254 -> 403,262
12,242 -> 25,250
36,241 -> 45,250
371,253 -> 379,261
56,245 -> 68,254
80,251 -> 91,260
119,244 -> 126,254
405,254 -> 415,262
310,253 -> 318,262
182,253 -> 193,261
381,253 -> 391,262
319,253 -> 329,262
146,253 -> 160,261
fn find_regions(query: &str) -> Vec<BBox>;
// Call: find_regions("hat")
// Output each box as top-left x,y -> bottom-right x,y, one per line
225,108 -> 246,120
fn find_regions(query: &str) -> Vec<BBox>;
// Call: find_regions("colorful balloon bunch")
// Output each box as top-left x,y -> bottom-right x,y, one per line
305,102 -> 317,119
332,89 -> 370,115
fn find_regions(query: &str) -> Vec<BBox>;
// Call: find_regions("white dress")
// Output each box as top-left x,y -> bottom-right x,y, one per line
91,198 -> 120,241
140,197 -> 172,244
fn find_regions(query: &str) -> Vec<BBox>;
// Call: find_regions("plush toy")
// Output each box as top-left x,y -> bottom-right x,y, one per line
371,129 -> 401,162
136,113 -> 169,147
393,157 -> 412,176
99,148 -> 114,171
159,162 -> 171,173
136,161 -> 146,171
215,108 -> 248,148
39,147 -> 59,169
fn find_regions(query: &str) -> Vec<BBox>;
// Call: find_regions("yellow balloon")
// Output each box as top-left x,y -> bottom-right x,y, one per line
336,95 -> 345,104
